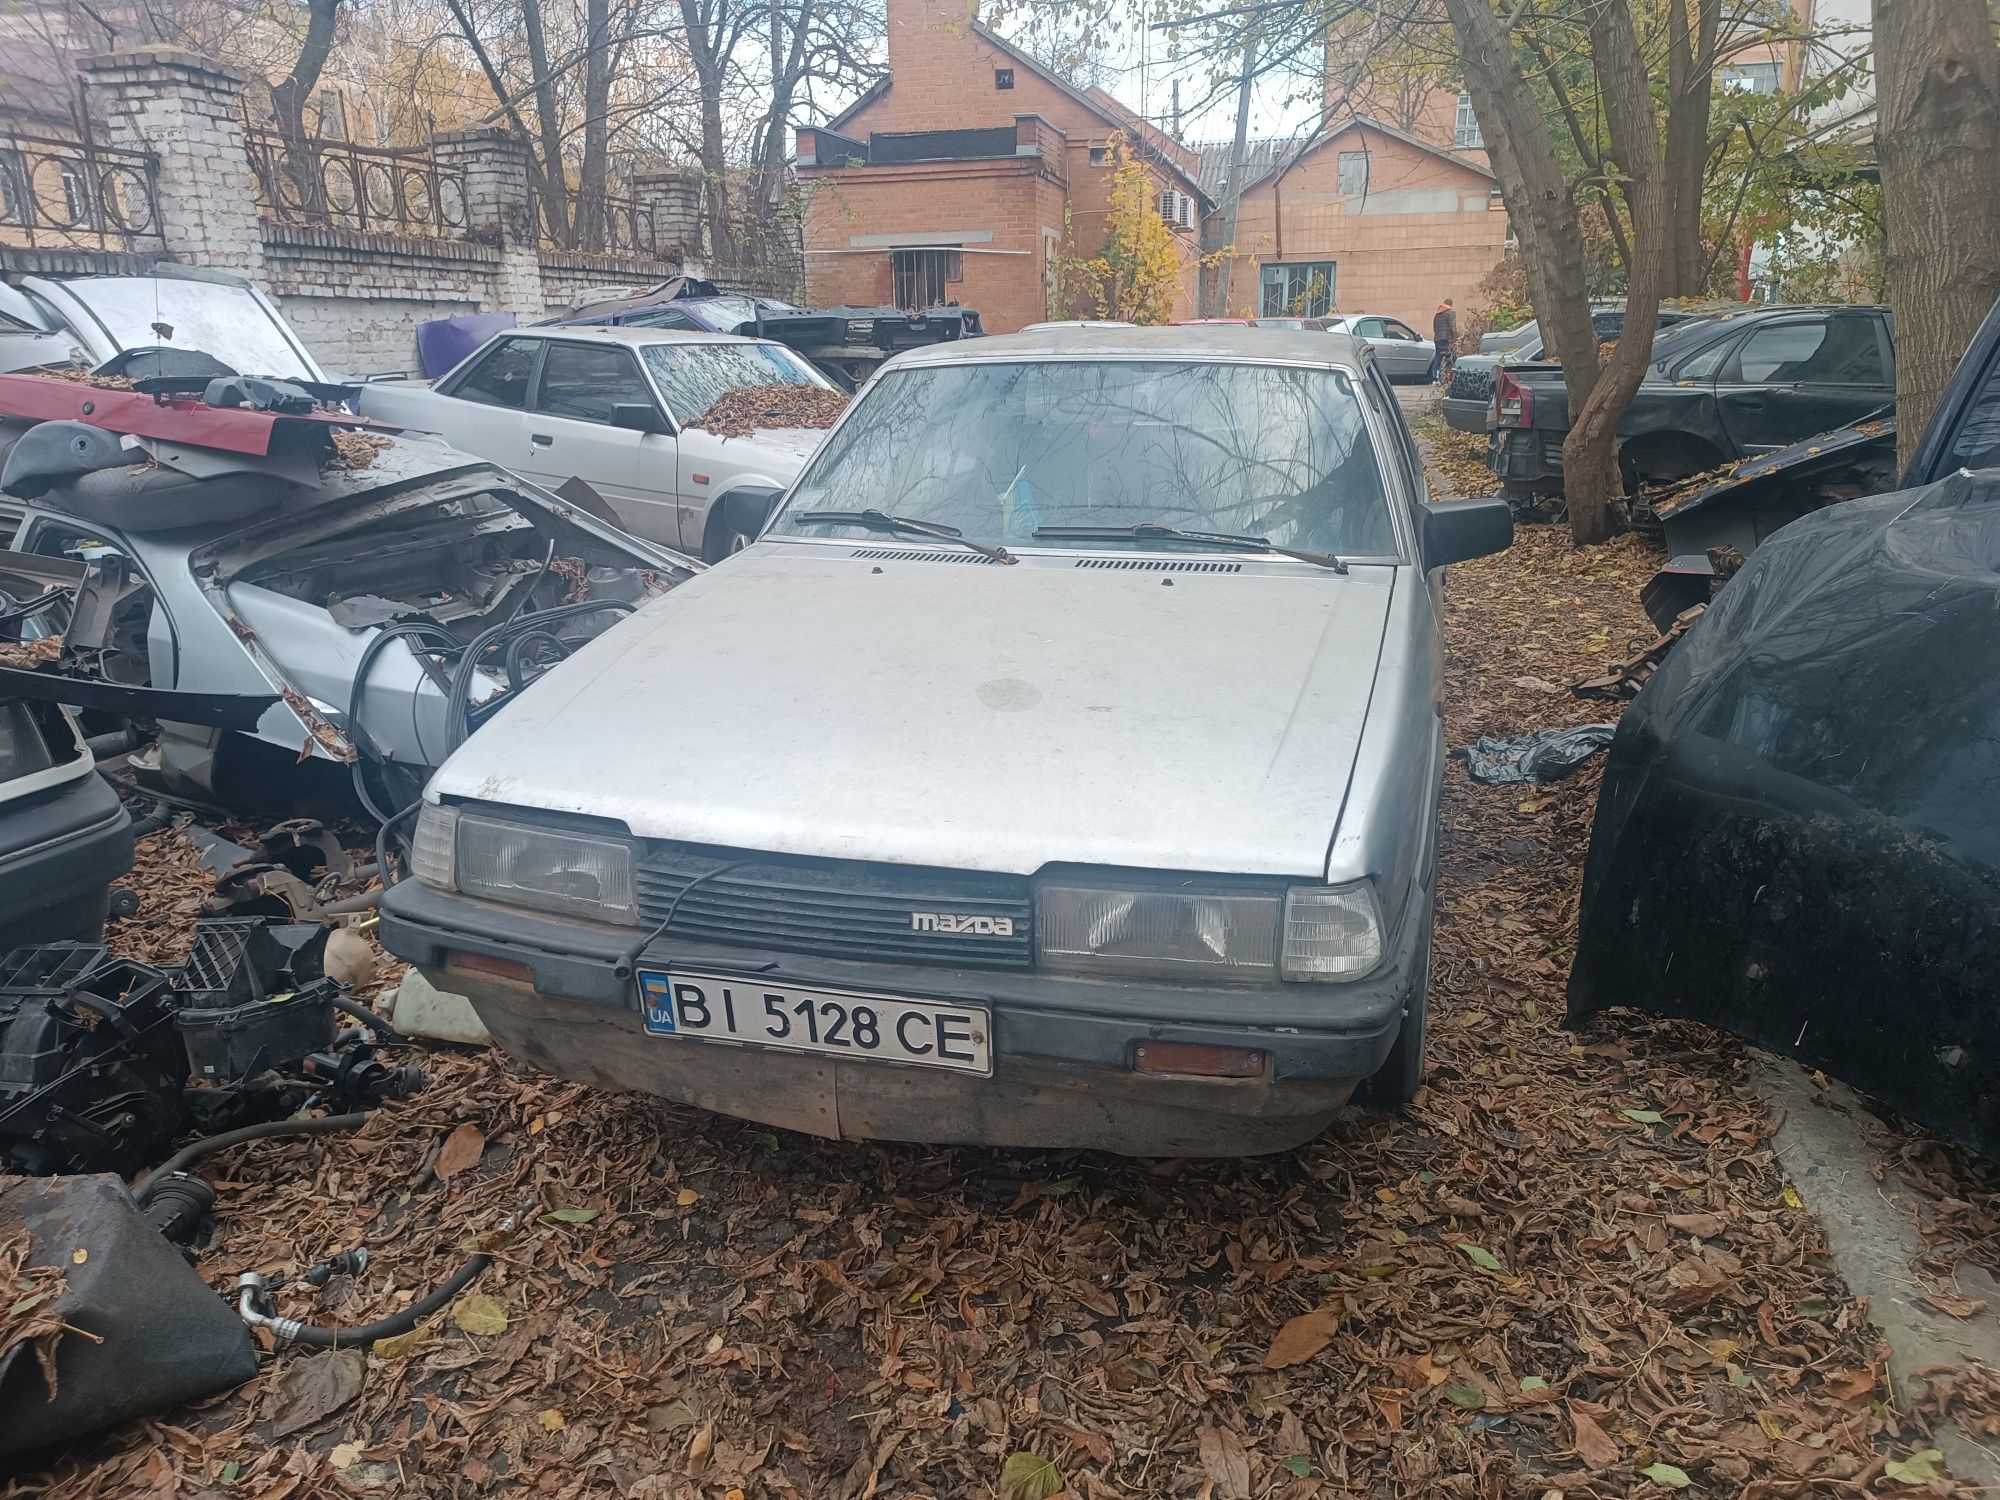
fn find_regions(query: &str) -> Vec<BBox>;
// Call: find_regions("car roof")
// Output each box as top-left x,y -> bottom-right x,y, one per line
887,325 -> 1373,369
499,325 -> 765,348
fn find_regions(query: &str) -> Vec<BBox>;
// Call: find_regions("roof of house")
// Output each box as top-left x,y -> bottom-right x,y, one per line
825,21 -> 1209,202
1194,114 -> 1498,199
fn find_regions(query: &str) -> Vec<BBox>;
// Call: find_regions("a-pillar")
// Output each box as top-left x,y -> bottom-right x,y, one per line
79,48 -> 263,279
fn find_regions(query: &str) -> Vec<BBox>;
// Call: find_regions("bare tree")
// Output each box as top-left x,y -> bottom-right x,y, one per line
1875,0 -> 2000,465
272,0 -> 347,216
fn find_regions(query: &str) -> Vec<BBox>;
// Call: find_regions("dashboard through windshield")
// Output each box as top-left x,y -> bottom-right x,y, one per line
771,359 -> 1398,557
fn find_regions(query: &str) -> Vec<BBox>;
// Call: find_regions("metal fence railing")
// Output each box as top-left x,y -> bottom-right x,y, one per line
0,132 -> 165,254
244,128 -> 468,238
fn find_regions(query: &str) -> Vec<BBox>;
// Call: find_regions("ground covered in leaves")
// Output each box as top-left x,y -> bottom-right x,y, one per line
10,502 -> 1994,1497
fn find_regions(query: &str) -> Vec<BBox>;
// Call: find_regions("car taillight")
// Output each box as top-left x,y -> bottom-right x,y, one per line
1495,370 -> 1533,428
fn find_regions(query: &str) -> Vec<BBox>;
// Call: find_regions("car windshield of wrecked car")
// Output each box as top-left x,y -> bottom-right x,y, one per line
641,341 -> 832,422
769,360 -> 1397,556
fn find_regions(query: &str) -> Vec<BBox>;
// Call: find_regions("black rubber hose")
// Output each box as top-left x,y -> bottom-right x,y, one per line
268,1253 -> 492,1348
377,800 -> 422,887
133,1112 -> 371,1201
445,599 -> 634,754
331,994 -> 409,1045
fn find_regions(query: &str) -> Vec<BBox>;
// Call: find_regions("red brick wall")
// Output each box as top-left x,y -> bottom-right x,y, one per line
806,0 -> 1200,328
1224,122 -> 1509,326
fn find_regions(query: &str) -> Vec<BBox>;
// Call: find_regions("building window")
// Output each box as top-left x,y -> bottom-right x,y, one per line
1454,92 -> 1484,149
893,247 -> 962,309
1337,150 -> 1370,197
1089,146 -> 1109,167
995,68 -> 1015,90
1259,261 -> 1336,318
1719,61 -> 1780,95
0,150 -> 30,225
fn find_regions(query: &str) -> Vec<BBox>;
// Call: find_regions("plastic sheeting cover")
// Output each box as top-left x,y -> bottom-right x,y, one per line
1461,725 -> 1616,785
1568,469 -> 2000,1159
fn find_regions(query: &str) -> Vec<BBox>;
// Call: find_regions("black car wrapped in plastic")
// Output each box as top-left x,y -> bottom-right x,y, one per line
1567,469 -> 2000,1159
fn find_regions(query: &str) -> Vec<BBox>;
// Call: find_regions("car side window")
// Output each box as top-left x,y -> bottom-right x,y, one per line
1723,319 -> 1825,384
1676,335 -> 1737,382
1384,320 -> 1420,341
1354,318 -> 1384,337
453,337 -> 539,408
534,344 -> 655,424
1592,312 -> 1626,340
629,307 -> 703,331
1947,358 -> 2000,469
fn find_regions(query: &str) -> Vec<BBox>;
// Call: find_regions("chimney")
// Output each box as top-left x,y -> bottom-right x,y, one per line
888,0 -> 978,70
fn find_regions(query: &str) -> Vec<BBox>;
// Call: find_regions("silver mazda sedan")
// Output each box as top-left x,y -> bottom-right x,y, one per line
381,327 -> 1512,1155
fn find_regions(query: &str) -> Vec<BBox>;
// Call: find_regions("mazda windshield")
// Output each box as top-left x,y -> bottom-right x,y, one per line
770,358 -> 1399,557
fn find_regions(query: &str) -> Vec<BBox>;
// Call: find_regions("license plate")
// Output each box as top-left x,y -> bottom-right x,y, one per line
636,969 -> 992,1075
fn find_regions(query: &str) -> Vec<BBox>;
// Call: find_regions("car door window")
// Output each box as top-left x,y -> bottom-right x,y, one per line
1947,357 -> 2000,469
533,343 -> 655,423
1353,318 -> 1384,337
1675,337 -> 1735,381
1384,320 -> 1421,341
1724,320 -> 1827,383
453,337 -> 539,408
628,307 -> 704,331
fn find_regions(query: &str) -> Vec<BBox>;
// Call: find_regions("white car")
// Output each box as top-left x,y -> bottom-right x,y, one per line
1322,314 -> 1436,382
359,327 -> 839,558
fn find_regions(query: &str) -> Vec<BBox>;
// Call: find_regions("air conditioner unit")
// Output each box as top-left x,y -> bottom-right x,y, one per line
1157,189 -> 1196,232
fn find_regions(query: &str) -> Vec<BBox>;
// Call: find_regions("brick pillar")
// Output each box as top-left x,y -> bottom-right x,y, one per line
634,172 -> 701,260
79,48 -> 263,278
433,127 -> 544,317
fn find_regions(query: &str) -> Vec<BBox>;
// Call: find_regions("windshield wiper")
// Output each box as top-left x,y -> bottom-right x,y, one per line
796,509 -> 1017,565
1032,523 -> 1347,573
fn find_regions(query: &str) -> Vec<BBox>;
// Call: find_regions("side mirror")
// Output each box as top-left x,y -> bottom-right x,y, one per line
1421,497 -> 1513,569
611,403 -> 668,434
721,485 -> 783,541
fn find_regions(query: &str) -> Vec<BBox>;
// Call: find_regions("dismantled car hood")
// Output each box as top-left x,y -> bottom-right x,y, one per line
429,545 -> 1394,877
1569,470 -> 2000,1159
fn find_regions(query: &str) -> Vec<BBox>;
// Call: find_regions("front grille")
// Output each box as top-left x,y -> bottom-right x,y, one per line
635,847 -> 1034,970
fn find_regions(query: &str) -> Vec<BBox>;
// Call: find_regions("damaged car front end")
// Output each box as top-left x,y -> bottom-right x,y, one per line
0,372 -> 696,800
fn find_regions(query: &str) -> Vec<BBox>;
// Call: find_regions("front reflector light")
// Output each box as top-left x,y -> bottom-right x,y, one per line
1282,883 -> 1384,981
411,803 -> 459,890
453,812 -> 639,925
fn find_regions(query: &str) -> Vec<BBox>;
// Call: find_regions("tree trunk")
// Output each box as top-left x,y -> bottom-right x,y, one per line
575,0 -> 613,249
519,0 -> 573,245
272,0 -> 343,220
1562,0 -> 1669,544
1439,0 -> 1604,532
1875,0 -> 2000,467
1662,0 -> 1718,298
679,0 -> 736,263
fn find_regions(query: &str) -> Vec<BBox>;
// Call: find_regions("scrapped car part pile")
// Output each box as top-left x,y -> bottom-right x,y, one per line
1570,468 -> 2000,1162
691,382 -> 851,437
0,917 -> 418,1176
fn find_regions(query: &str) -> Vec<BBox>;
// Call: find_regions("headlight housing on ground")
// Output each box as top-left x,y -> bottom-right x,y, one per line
413,804 -> 640,926
1035,878 -> 1386,983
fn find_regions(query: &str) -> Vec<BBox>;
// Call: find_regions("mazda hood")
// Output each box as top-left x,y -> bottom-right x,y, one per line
430,545 -> 1396,877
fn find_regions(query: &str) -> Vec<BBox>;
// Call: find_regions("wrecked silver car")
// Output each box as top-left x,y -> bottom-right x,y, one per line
0,371 -> 694,800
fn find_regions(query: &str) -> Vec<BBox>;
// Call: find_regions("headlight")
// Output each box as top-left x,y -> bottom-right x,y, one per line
1282,883 -> 1384,980
1037,881 -> 1281,980
428,806 -> 640,925
1034,878 -> 1385,983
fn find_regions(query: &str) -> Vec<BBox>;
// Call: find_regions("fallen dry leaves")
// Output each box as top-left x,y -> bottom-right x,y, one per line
10,427 -> 1997,1496
691,384 -> 851,438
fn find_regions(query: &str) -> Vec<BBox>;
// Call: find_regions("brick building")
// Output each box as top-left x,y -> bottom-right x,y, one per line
1201,112 -> 1509,328
795,0 -> 1209,331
